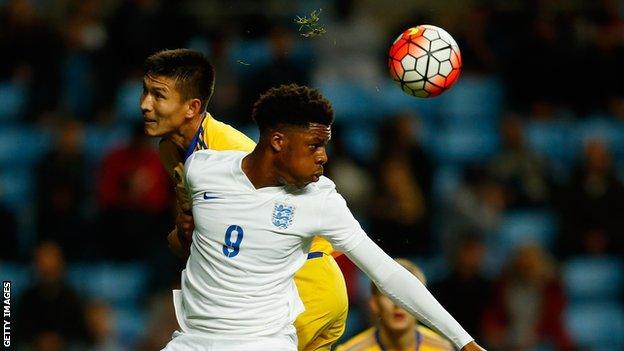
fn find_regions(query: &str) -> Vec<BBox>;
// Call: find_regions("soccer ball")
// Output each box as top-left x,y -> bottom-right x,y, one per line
388,25 -> 462,98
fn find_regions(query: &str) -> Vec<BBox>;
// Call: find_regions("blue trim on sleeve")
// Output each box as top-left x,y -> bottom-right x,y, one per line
307,251 -> 324,259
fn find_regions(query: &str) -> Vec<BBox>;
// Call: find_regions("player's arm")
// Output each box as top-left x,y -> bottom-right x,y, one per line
159,139 -> 193,258
319,190 -> 485,351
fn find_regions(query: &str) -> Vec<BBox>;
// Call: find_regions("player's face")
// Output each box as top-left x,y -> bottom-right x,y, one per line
279,124 -> 330,188
140,74 -> 190,137
370,293 -> 417,334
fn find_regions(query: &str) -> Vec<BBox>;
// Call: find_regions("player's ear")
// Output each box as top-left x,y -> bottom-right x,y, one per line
368,295 -> 379,315
270,131 -> 285,152
186,98 -> 203,118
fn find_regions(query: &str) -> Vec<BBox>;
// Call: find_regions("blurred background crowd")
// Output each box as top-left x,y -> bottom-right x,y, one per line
1,0 -> 624,350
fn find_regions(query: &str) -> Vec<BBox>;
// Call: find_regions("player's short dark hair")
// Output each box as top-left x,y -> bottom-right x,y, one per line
144,49 -> 215,111
252,84 -> 334,133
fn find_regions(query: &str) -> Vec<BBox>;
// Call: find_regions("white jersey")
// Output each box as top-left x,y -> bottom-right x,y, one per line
178,150 -> 366,339
176,149 -> 474,350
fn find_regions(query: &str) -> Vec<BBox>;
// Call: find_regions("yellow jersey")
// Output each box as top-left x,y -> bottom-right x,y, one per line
335,326 -> 455,351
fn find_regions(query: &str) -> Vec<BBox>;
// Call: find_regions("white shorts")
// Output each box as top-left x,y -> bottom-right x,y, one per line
161,331 -> 297,351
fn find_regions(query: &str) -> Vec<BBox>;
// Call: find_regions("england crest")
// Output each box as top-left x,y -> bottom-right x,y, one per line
272,203 -> 295,229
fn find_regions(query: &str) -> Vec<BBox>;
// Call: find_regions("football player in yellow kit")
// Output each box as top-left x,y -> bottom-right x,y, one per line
140,48 -> 347,350
336,259 -> 455,351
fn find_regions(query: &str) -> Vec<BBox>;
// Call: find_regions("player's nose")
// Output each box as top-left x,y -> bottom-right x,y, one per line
139,95 -> 152,113
316,149 -> 328,165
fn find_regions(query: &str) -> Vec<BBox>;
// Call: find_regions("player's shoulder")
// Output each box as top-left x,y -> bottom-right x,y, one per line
335,327 -> 379,351
417,325 -> 455,350
185,149 -> 246,174
308,175 -> 337,193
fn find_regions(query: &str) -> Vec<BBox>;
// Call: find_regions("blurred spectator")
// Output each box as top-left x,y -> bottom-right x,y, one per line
483,244 -> 574,351
0,204 -> 18,260
441,167 -> 506,255
556,140 -> 624,257
368,114 -> 433,255
431,233 -> 491,342
35,120 -> 88,260
325,123 -> 372,218
59,0 -> 108,119
336,259 -> 454,351
488,115 -> 551,208
15,241 -> 88,349
137,291 -> 179,351
96,123 -> 172,260
0,0 -> 63,119
312,0 -> 385,87
241,25 -> 311,122
85,300 -> 126,351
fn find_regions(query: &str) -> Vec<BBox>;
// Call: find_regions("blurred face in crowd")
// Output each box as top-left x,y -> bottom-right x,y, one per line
140,74 -> 197,137
35,241 -> 65,285
274,124 -> 330,188
370,292 -> 417,334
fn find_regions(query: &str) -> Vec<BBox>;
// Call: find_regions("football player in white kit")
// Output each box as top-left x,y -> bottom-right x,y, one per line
163,84 -> 486,351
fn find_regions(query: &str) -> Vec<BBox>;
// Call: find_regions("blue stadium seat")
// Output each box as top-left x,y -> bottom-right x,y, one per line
0,81 -> 27,122
437,75 -> 504,127
562,257 -> 623,303
496,210 -> 557,254
524,120 -> 576,170
67,263 -> 149,307
376,80 -> 442,119
0,126 -> 52,167
114,306 -> 147,347
0,169 -> 34,208
565,302 -> 624,350
341,124 -> 378,163
115,79 -> 143,121
83,125 -> 131,164
0,263 -> 29,300
317,82 -> 379,122
431,127 -> 499,163
227,39 -> 272,76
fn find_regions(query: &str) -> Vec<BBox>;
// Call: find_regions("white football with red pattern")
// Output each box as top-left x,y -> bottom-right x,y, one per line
388,25 -> 462,98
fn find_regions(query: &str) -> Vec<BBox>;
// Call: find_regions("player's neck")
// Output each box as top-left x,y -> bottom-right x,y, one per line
241,148 -> 282,189
170,114 -> 204,150
378,326 -> 417,351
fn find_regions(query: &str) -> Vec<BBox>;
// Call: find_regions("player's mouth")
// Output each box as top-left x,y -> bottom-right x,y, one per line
143,118 -> 157,126
393,312 -> 406,321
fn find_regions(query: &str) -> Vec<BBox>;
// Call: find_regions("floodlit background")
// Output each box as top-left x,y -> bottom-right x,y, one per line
1,0 -> 624,350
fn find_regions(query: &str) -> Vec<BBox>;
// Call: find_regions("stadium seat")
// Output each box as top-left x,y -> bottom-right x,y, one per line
376,79 -> 442,119
562,256 -> 623,303
496,210 -> 557,254
0,263 -> 29,299
227,39 -> 272,76
0,81 -> 27,122
0,169 -> 34,208
114,306 -> 147,346
430,127 -> 499,163
83,125 -> 132,163
115,79 -> 143,121
524,120 -> 576,170
317,81 -> 379,122
565,302 -> 624,350
67,263 -> 149,307
437,75 -> 504,127
0,126 -> 52,167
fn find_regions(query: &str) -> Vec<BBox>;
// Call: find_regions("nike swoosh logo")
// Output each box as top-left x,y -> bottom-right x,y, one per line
203,193 -> 221,200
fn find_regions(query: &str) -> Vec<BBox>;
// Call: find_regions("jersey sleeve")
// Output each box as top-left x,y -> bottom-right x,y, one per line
204,115 -> 256,152
344,236 -> 474,349
317,189 -> 367,252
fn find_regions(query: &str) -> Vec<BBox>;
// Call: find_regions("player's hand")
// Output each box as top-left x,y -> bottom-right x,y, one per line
176,211 -> 195,242
460,341 -> 486,351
